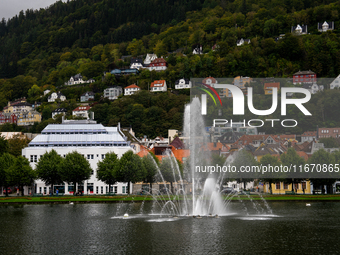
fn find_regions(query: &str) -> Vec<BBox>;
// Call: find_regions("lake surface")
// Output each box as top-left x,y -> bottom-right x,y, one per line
1,201 -> 339,254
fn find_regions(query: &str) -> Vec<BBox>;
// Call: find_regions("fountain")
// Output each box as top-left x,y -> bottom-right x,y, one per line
114,97 -> 273,218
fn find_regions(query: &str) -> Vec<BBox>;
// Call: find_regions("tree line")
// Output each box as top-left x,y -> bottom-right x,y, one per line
0,147 -> 183,196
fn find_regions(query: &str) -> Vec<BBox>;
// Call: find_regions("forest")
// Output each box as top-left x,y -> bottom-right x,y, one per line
1,0 -> 340,137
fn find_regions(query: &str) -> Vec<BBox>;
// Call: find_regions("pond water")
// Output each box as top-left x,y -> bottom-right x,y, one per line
0,201 -> 339,254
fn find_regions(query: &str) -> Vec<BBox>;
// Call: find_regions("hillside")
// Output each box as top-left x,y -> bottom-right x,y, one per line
1,0 -> 340,137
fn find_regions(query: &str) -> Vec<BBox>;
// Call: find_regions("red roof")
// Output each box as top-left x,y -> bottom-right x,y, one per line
202,76 -> 217,84
301,131 -> 317,137
125,84 -> 140,89
73,106 -> 91,111
150,58 -> 167,64
150,80 -> 166,88
264,82 -> 280,89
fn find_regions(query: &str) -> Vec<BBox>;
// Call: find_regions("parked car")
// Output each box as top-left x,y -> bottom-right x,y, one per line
3,187 -> 12,195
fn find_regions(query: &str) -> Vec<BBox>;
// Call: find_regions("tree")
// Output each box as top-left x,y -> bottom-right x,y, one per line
115,150 -> 146,194
7,156 -> 36,196
280,148 -> 306,191
142,152 -> 159,194
0,135 -> 8,156
60,151 -> 92,195
97,152 -> 119,193
159,156 -> 183,194
7,134 -> 31,157
0,153 -> 15,196
35,150 -> 64,195
309,149 -> 336,194
318,137 -> 340,148
232,150 -> 258,190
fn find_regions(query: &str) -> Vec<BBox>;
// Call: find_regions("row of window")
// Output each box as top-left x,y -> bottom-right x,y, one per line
275,182 -> 307,190
37,185 -> 127,194
29,143 -> 128,147
42,131 -> 107,135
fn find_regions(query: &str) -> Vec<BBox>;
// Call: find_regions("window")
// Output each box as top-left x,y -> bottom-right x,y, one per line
302,182 -> 306,190
101,186 -> 103,194
276,183 -> 281,190
284,183 -> 289,189
96,186 -> 98,194
114,187 -> 117,193
34,155 -> 37,162
122,186 -> 125,193
102,154 -> 105,159
30,155 -> 34,162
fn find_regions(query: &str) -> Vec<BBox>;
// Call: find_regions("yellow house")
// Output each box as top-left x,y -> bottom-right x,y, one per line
264,82 -> 280,95
17,111 -> 42,126
263,181 -> 312,194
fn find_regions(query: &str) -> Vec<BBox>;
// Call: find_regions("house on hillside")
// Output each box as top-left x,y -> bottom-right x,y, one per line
0,112 -> 17,125
72,106 -> 91,119
150,80 -> 167,92
330,75 -> 340,89
318,21 -> 334,32
148,58 -> 167,71
237,38 -> 250,46
17,111 -> 42,126
264,82 -> 280,95
103,86 -> 123,100
52,108 -> 68,119
302,83 -> 323,94
124,84 -> 141,96
192,44 -> 203,54
48,92 -> 66,102
301,131 -> 317,143
175,78 -> 192,89
293,70 -> 316,84
292,24 -> 308,35
130,58 -> 144,70
144,53 -> 157,65
65,73 -> 95,86
80,91 -> 95,102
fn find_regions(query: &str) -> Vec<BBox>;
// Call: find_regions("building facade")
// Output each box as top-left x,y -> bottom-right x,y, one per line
103,86 -> 123,100
293,70 -> 317,84
150,80 -> 167,92
124,84 -> 141,95
22,120 -> 133,195
80,91 -> 95,102
175,78 -> 192,89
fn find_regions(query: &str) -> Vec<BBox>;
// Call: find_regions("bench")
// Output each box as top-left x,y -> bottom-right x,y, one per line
285,191 -> 296,195
106,192 -> 116,196
243,191 -> 251,195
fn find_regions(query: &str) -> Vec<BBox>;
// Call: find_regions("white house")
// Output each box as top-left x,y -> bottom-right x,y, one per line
48,92 -> 66,103
103,86 -> 123,100
130,58 -> 144,70
202,76 -> 217,88
124,84 -> 141,96
52,108 -> 67,119
65,73 -> 95,86
237,38 -> 251,46
192,44 -> 203,54
303,83 -> 324,94
144,53 -> 157,65
80,91 -> 95,102
43,89 -> 51,96
147,58 -> 167,71
22,120 -> 133,195
330,75 -> 340,89
72,106 -> 91,119
175,78 -> 192,89
291,24 -> 308,35
150,80 -> 167,92
318,21 -> 334,32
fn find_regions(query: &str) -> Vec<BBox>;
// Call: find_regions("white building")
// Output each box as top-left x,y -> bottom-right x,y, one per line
124,84 -> 141,96
330,75 -> 340,89
48,92 -> 66,102
52,108 -> 68,119
175,78 -> 192,89
318,21 -> 334,32
237,38 -> 250,46
65,73 -> 95,86
291,24 -> 308,35
103,86 -> 123,100
303,83 -> 324,94
150,80 -> 167,92
130,59 -> 144,70
144,53 -> 157,65
22,120 -> 133,195
72,106 -> 91,119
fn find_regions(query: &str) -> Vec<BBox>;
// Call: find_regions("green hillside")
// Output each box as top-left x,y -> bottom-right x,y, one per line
1,0 -> 340,137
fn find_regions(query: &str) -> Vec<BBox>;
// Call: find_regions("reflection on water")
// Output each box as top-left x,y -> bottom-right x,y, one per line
0,202 -> 340,254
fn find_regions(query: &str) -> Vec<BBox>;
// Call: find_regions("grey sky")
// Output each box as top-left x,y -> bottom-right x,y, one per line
1,0 -> 67,20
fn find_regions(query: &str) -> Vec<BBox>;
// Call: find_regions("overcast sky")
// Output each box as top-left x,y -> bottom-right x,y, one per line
1,0 -> 67,20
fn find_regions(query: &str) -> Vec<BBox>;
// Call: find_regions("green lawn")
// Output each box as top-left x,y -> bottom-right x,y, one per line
1,194 -> 340,204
